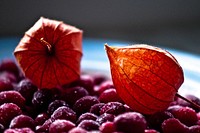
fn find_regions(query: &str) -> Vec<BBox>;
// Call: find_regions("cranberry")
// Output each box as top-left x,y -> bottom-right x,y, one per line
0,78 -> 13,92
0,59 -> 20,78
169,106 -> 197,126
9,114 -> 35,130
61,86 -> 89,106
146,111 -> 174,132
99,88 -> 122,103
100,102 -> 126,115
35,113 -> 49,126
96,80 -> 114,95
96,113 -> 115,125
78,120 -> 100,131
4,127 -> 35,133
51,106 -> 77,123
0,90 -> 25,108
77,112 -> 98,124
90,103 -> 105,116
49,119 -> 75,133
73,96 -> 99,116
36,118 -> 53,132
0,72 -> 17,84
15,79 -> 37,105
32,88 -> 53,111
99,121 -> 116,133
114,112 -> 147,133
47,100 -> 69,115
0,103 -> 22,127
71,74 -> 95,95
161,118 -> 189,133
69,127 -> 87,133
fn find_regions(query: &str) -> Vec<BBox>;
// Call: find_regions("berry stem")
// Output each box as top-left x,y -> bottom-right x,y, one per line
176,93 -> 200,109
40,38 -> 52,53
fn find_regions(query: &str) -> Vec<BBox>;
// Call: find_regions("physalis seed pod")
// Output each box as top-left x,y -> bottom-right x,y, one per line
105,44 -> 184,114
14,17 -> 82,89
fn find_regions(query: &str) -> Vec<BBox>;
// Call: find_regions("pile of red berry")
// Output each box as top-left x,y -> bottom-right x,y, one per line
0,59 -> 200,133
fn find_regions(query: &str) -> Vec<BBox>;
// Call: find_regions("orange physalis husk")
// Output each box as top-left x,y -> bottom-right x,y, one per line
105,44 -> 184,114
14,17 -> 83,89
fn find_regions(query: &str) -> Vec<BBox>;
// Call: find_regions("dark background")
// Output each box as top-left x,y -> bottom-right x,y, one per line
1,0 -> 200,54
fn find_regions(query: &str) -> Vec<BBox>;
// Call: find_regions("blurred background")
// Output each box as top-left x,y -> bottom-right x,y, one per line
1,0 -> 200,54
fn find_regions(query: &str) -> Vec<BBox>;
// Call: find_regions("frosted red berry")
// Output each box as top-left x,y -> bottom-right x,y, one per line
0,78 -> 13,92
73,96 -> 99,116
15,79 -> 37,105
169,106 -> 197,126
146,111 -> 174,131
99,121 -> 116,133
51,106 -> 77,123
96,80 -> 114,95
9,114 -> 35,130
34,113 -> 49,126
78,120 -> 100,131
96,113 -> 115,125
161,118 -> 189,133
32,89 -> 53,111
0,103 -> 22,127
76,112 -> 98,124
4,127 -> 34,133
36,118 -> 53,132
90,103 -> 105,116
49,119 -> 75,133
69,127 -> 87,133
0,90 -> 25,108
0,59 -> 19,78
61,86 -> 89,106
114,112 -> 147,133
0,72 -> 17,84
100,102 -> 126,115
47,100 -> 69,115
72,75 -> 95,94
99,88 -> 122,103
